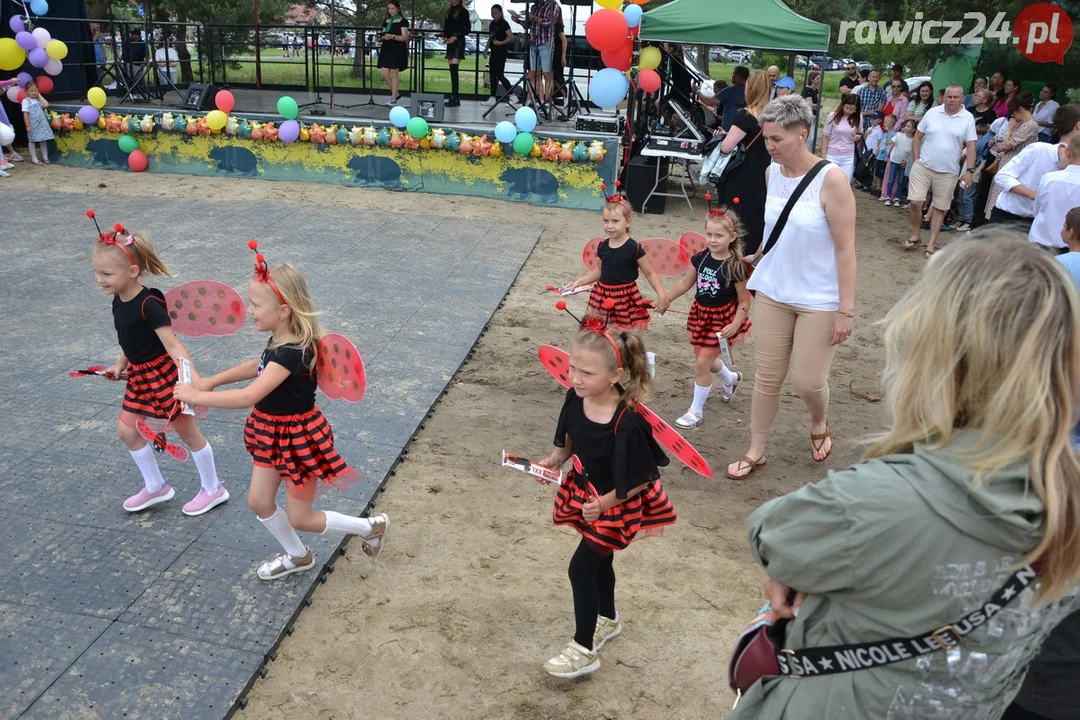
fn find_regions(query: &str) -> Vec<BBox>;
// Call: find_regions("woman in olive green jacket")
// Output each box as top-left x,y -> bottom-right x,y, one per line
733,234 -> 1080,719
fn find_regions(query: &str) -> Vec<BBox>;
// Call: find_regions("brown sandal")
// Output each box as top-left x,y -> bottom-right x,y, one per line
727,455 -> 767,480
811,427 -> 833,462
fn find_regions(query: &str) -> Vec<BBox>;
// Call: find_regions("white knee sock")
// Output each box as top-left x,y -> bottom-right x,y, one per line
38,143 -> 48,162
130,444 -> 167,493
259,507 -> 308,557
27,142 -> 39,162
689,384 -> 711,416
190,443 -> 221,494
322,510 -> 380,546
714,364 -> 738,386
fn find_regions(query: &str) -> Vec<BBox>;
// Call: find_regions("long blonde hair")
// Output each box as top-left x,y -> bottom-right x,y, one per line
867,233 -> 1080,602
571,329 -> 652,408
744,71 -> 770,116
706,207 -> 748,284
265,263 -> 324,361
93,231 -> 173,276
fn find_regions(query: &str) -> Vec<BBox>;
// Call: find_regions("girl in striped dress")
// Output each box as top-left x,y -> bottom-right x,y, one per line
533,326 -> 677,679
174,246 -> 390,581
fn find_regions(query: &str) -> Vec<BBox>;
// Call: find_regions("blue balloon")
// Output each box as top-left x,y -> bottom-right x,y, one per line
624,5 -> 642,28
589,68 -> 630,109
30,0 -> 49,15
494,121 -> 517,145
514,106 -> 537,133
388,105 -> 410,129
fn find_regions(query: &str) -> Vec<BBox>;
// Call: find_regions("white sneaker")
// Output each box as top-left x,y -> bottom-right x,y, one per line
883,199 -> 891,206
721,371 -> 743,403
954,222 -> 971,232
675,410 -> 703,428
482,96 -> 497,105
383,96 -> 397,107
0,169 -> 8,178
543,641 -> 600,678
593,614 -> 622,651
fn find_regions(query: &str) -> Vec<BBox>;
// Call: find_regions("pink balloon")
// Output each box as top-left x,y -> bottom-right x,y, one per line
5,86 -> 19,103
44,58 -> 62,76
31,27 -> 51,48
639,69 -> 662,94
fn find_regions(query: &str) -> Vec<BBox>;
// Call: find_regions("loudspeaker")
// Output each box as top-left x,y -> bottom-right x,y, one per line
181,83 -> 218,111
625,153 -> 669,215
411,93 -> 445,122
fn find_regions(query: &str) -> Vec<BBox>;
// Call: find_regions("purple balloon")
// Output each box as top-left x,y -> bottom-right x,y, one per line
28,48 -> 48,68
78,105 -> 99,125
16,31 -> 37,51
17,72 -> 32,88
9,16 -> 25,34
279,119 -> 300,143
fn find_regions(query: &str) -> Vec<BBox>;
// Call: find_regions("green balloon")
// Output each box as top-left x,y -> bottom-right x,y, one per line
406,116 -> 429,140
512,132 -> 535,156
118,134 -> 139,154
277,96 -> 299,120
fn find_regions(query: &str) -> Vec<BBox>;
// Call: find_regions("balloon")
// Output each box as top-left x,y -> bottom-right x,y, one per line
279,119 -> 300,143
16,31 -> 37,51
44,58 -> 62,76
28,48 -> 48,68
596,0 -> 622,7
0,122 -> 13,146
17,72 -> 32,87
5,86 -> 18,103
630,0 -> 649,4
624,5 -> 643,27
87,87 -> 106,109
215,89 -> 235,113
277,96 -> 299,119
9,16 -> 24,33
34,75 -> 53,94
77,105 -> 99,125
388,105 -> 410,128
205,110 -> 228,131
512,132 -> 535,156
494,121 -> 517,144
45,39 -> 67,60
118,134 -> 139,153
128,149 -> 148,172
32,27 -> 51,48
638,68 -> 661,94
16,89 -> 26,104
639,46 -> 662,71
601,42 -> 634,71
406,116 -> 429,139
584,9 -> 628,53
588,67 -> 630,109
30,0 -> 49,15
515,106 -> 537,133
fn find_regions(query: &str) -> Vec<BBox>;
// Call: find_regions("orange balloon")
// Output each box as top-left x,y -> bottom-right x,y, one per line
630,0 -> 649,4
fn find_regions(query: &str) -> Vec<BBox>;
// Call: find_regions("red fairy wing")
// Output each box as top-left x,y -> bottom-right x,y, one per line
581,237 -> 604,272
640,238 -> 690,277
316,333 -> 366,403
679,232 -> 707,259
134,419 -> 159,444
635,404 -> 713,478
164,280 -> 247,337
143,418 -> 168,434
538,345 -> 572,389
165,443 -> 190,462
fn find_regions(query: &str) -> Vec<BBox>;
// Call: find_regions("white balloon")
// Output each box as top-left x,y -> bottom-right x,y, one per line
0,123 -> 13,147
5,86 -> 19,103
32,27 -> 51,48
44,58 -> 62,75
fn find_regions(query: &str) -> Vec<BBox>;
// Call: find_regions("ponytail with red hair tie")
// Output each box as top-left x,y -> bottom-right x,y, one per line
247,239 -> 287,304
86,209 -> 137,267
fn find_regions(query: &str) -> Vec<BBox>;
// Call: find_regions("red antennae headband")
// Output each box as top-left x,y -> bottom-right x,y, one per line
707,198 -> 740,238
247,239 -> 287,304
86,209 -> 137,267
555,299 -> 623,368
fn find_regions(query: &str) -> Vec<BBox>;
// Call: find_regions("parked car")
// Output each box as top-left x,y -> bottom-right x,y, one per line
905,75 -> 932,98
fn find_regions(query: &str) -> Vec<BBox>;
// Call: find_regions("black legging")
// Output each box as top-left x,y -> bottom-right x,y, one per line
489,53 -> 512,97
568,539 -> 617,649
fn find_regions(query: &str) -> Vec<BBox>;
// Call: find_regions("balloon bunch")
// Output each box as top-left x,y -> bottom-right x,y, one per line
276,95 -> 301,143
388,105 -> 430,141
204,89 -> 235,133
0,8 -> 69,74
492,106 -> 540,156
4,70 -> 52,104
583,0 -> 657,109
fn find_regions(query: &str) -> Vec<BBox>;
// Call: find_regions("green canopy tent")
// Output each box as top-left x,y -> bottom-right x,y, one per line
639,0 -> 830,52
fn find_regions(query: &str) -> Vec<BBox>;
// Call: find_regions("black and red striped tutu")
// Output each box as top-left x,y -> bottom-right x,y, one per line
587,282 -> 651,331
244,406 -> 358,496
122,352 -> 181,423
687,300 -> 751,352
553,472 -> 676,552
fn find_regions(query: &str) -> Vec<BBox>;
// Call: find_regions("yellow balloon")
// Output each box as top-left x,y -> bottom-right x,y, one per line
46,39 -> 68,60
639,46 -> 661,71
0,38 -> 26,72
87,86 -> 107,109
596,0 -> 622,7
206,110 -> 228,131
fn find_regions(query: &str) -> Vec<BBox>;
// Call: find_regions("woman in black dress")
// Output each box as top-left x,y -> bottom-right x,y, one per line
378,1 -> 410,106
443,0 -> 470,107
717,71 -> 771,255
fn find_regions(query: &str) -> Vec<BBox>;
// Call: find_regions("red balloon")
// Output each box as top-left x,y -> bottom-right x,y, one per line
585,9 -> 629,52
215,89 -> 235,114
34,76 -> 53,94
128,149 -> 148,172
601,42 -> 634,72
639,69 -> 662,94
630,25 -> 640,37
16,89 -> 26,103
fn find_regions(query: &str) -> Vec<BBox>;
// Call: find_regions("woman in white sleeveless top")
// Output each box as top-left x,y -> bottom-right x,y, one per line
728,96 -> 858,479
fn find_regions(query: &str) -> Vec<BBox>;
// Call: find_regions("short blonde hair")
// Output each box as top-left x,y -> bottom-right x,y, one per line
759,94 -> 814,133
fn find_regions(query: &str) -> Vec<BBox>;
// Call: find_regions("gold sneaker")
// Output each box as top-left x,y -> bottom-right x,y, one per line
593,614 -> 622,651
257,549 -> 316,581
543,641 -> 600,679
362,513 -> 390,558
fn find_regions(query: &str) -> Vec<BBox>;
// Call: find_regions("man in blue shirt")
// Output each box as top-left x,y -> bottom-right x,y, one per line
701,65 -> 747,131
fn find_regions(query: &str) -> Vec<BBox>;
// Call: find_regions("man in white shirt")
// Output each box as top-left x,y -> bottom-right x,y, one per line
1034,84 -> 1060,142
993,104 -> 1080,230
767,65 -> 780,100
1030,134 -> 1080,251
905,84 -> 977,257
154,36 -> 179,85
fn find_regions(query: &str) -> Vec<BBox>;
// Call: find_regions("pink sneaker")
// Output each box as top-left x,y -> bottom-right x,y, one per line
123,485 -> 175,512
182,486 -> 230,516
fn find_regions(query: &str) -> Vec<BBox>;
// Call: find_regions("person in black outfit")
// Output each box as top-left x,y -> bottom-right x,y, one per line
550,17 -> 568,105
483,5 -> 514,104
443,0 -> 470,107
839,60 -> 860,95
1001,611 -> 1080,720
717,71 -> 771,255
378,2 -> 410,106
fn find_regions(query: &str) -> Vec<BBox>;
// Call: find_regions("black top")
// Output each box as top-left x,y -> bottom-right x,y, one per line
113,286 -> 170,363
598,238 -> 644,285
971,106 -> 998,128
718,109 -> 770,255
444,6 -> 470,40
552,18 -> 565,70
839,76 -> 860,92
1011,610 -> 1080,718
378,15 -> 409,70
255,342 -> 317,415
801,86 -> 820,108
553,389 -> 668,498
489,18 -> 511,58
124,38 -> 147,64
691,251 -> 741,307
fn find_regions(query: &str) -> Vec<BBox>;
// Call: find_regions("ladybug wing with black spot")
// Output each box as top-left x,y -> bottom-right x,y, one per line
164,281 -> 247,337
315,333 -> 366,403
679,232 -> 707,259
639,238 -> 690,277
537,345 -> 713,478
581,237 -> 605,272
